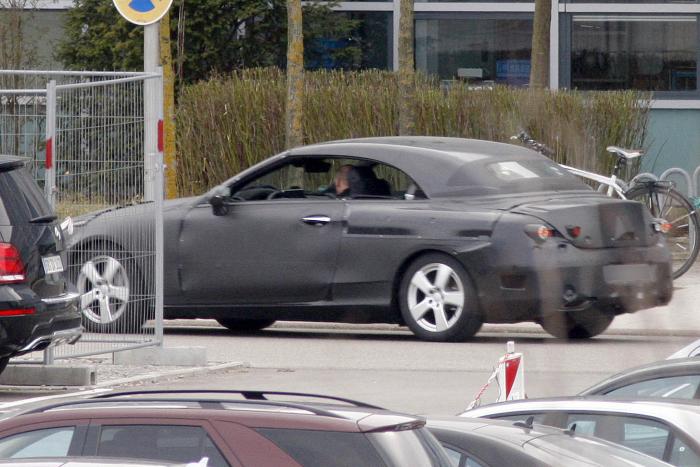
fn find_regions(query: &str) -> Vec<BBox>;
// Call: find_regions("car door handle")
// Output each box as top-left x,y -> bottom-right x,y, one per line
301,215 -> 331,226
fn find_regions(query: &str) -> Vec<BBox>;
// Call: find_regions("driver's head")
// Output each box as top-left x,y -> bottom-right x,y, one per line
335,164 -> 353,194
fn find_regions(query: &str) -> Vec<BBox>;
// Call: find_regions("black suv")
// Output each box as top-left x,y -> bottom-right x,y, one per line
0,156 -> 81,372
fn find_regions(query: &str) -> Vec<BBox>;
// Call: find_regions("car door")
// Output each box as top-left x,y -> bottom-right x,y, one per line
177,160 -> 345,305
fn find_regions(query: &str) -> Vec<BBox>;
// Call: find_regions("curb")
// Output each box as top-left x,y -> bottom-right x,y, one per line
93,361 -> 248,388
164,320 -> 700,339
0,361 -> 247,393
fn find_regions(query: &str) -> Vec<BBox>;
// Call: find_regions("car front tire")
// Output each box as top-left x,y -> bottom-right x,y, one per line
399,253 -> 482,342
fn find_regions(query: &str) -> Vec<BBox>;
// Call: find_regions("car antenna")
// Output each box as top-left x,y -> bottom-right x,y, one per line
564,423 -> 577,436
513,415 -> 535,429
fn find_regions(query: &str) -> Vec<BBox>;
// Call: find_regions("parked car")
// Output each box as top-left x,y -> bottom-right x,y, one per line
461,397 -> 700,466
0,156 -> 82,373
428,416 -> 672,467
69,137 -> 673,341
667,339 -> 700,359
0,389 -> 452,467
580,357 -> 700,399
0,458 -> 195,467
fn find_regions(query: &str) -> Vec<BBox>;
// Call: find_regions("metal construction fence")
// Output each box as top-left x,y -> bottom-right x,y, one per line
0,70 -> 164,361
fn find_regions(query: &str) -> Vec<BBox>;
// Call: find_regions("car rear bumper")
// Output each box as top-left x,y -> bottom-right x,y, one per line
470,241 -> 673,323
0,289 -> 83,358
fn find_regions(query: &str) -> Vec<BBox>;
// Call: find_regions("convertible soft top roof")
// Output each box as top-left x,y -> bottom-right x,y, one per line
290,137 -> 581,198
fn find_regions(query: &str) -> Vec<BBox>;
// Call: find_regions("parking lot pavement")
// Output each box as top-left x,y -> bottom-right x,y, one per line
610,262 -> 700,335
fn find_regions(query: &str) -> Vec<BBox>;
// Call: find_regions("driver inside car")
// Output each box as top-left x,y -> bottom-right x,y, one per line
323,164 -> 354,198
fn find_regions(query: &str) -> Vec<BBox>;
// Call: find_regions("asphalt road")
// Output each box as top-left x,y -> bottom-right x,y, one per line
2,266 -> 699,415
140,263 -> 700,416
139,323 -> 691,416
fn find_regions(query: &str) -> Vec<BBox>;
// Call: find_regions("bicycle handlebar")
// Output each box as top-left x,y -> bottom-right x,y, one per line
511,130 -> 555,158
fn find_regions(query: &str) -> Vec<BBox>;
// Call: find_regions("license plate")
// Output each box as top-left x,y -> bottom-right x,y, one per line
42,255 -> 64,275
603,264 -> 654,284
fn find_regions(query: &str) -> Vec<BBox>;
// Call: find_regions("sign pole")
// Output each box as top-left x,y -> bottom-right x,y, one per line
144,22 -> 159,201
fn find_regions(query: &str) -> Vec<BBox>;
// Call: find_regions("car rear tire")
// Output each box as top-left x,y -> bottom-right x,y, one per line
0,357 -> 9,376
72,243 -> 149,334
540,308 -> 614,339
216,318 -> 276,333
399,253 -> 482,342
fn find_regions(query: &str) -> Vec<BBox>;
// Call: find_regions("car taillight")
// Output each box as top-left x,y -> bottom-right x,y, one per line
525,224 -> 557,242
566,225 -> 582,238
0,243 -> 26,284
0,308 -> 34,316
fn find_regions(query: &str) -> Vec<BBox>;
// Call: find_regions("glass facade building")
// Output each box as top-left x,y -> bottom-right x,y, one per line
29,0 -> 700,178
329,0 -> 700,177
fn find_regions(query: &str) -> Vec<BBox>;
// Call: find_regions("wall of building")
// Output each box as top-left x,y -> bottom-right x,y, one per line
643,109 -> 700,193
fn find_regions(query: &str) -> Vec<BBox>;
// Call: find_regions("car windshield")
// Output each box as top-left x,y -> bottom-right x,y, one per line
367,428 -> 453,467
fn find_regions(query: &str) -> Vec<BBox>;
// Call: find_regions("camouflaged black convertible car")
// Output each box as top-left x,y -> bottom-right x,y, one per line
68,137 -> 673,341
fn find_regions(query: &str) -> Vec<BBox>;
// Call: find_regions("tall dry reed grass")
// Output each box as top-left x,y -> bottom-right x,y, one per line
176,68 -> 650,196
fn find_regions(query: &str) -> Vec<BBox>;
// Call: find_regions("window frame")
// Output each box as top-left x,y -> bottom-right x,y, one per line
559,11 -> 700,99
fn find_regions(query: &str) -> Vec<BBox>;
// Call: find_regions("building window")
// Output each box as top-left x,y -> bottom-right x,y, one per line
307,11 -> 392,70
415,15 -> 533,85
569,15 -> 697,92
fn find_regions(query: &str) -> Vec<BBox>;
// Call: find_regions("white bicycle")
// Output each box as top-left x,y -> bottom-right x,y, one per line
514,131 -> 699,279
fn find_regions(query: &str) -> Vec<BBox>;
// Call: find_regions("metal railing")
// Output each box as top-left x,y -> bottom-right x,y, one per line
0,70 -> 164,362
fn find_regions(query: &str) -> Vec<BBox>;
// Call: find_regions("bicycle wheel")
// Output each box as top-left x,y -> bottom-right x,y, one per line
625,184 -> 700,279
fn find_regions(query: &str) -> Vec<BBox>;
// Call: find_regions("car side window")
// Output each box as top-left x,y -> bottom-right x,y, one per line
620,419 -> 670,460
442,445 -> 462,466
669,436 -> 700,467
441,444 -> 488,467
0,427 -> 76,458
96,425 -> 229,467
256,428 -> 387,467
343,162 -> 425,200
231,158 -> 426,202
565,414 -> 670,461
605,375 -> 700,399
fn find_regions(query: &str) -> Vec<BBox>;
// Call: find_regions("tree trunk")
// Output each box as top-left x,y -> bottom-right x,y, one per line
286,0 -> 304,149
530,0 -> 551,89
160,11 -> 178,198
397,0 -> 415,136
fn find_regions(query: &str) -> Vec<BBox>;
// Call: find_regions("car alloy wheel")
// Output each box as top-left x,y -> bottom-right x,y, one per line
408,263 -> 465,333
77,255 -> 130,327
400,253 -> 482,342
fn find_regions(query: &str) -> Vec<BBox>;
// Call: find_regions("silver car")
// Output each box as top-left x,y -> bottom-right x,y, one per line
428,416 -> 671,467
461,397 -> 700,466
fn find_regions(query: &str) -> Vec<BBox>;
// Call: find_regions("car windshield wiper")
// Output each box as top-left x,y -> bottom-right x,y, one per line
29,214 -> 58,224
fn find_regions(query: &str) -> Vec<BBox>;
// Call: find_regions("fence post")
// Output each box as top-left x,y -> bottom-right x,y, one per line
44,80 -> 57,211
154,68 -> 165,347
43,79 -> 57,367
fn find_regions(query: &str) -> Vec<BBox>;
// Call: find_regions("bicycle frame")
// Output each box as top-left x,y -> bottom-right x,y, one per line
560,164 -> 629,198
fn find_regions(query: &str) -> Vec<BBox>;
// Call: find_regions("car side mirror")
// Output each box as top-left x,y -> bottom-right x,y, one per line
210,195 -> 229,216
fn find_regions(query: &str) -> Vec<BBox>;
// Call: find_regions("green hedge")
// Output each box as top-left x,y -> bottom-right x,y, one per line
176,68 -> 650,196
